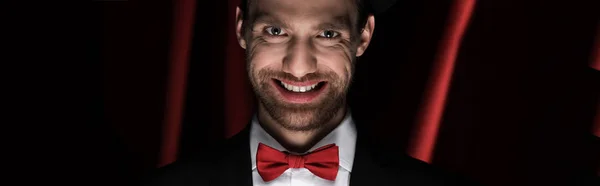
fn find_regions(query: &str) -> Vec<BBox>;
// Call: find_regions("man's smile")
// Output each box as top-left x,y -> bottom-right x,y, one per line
271,78 -> 328,103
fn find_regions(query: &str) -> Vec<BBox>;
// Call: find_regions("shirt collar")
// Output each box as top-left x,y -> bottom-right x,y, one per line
249,112 -> 357,172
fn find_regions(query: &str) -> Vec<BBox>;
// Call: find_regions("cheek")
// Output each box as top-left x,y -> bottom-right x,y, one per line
315,45 -> 353,82
248,42 -> 287,74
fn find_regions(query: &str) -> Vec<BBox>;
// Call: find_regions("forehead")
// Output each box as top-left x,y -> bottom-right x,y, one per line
250,0 -> 357,24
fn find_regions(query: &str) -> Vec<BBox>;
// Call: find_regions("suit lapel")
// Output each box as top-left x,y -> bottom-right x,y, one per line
350,130 -> 393,186
212,124 -> 253,186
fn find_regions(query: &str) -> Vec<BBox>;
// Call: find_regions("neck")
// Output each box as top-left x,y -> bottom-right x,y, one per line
257,105 -> 347,153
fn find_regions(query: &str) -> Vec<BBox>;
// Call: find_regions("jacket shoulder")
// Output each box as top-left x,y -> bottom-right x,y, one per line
139,142 -> 228,186
139,128 -> 250,186
365,140 -> 482,185
139,157 -> 211,186
139,138 -> 229,186
395,155 -> 481,185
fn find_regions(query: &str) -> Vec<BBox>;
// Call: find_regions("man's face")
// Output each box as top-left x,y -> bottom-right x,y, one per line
236,0 -> 373,131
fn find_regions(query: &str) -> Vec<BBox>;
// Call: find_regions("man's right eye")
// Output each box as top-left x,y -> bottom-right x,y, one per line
264,26 -> 286,36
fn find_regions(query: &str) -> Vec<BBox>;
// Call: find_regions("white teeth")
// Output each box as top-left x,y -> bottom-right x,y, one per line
279,81 -> 319,93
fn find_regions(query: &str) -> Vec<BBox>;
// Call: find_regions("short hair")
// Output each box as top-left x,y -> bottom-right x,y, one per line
239,0 -> 372,37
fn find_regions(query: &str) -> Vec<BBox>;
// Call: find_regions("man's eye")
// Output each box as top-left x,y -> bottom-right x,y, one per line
319,30 -> 339,38
265,26 -> 286,36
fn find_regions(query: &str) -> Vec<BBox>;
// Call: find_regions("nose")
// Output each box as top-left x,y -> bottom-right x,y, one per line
282,38 -> 317,79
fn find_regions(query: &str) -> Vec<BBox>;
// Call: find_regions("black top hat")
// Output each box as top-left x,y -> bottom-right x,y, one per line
368,0 -> 398,15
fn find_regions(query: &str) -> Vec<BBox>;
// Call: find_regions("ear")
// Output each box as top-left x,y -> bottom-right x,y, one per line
355,15 -> 375,57
236,7 -> 247,49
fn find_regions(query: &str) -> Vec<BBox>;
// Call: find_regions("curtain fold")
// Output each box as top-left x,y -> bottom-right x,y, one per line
591,26 -> 600,138
591,26 -> 599,178
407,0 -> 476,163
158,0 -> 197,167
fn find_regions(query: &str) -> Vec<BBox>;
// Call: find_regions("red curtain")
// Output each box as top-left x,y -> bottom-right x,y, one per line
102,0 -> 600,185
592,25 -> 600,139
406,0 -> 476,162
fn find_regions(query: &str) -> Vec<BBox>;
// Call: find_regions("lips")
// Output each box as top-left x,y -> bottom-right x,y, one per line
271,79 -> 327,103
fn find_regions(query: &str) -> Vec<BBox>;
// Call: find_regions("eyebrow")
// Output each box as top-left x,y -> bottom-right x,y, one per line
251,12 -> 351,32
251,12 -> 292,29
314,16 -> 352,31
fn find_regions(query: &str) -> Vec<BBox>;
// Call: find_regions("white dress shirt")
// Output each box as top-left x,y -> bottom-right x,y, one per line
249,113 -> 358,186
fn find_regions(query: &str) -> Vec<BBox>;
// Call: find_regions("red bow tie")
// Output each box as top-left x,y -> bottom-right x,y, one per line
256,143 -> 339,182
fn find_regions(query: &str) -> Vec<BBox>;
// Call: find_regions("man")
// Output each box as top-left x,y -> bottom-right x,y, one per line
143,0 -> 480,185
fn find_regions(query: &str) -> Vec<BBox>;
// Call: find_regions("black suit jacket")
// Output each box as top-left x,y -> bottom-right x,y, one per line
142,123 -> 481,186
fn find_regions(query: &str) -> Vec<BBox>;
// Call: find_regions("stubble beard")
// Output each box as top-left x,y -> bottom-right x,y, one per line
248,65 -> 350,132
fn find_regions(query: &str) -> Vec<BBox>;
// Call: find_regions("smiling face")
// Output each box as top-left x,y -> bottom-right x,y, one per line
236,0 -> 374,131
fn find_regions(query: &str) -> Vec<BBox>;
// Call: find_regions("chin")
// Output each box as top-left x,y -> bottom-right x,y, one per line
270,109 -> 324,131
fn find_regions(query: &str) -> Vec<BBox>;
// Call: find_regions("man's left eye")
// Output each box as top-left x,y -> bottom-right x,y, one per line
319,30 -> 339,38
